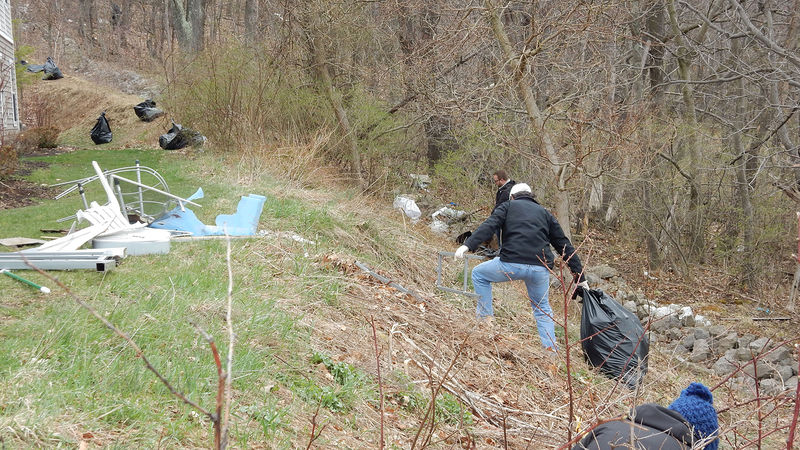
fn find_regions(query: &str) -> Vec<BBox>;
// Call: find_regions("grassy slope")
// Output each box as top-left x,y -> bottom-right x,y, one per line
1,76 -> 795,449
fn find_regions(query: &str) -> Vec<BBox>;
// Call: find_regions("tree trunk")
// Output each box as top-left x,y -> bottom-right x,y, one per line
170,0 -> 208,52
642,177 -> 662,269
729,36 -> 757,290
645,0 -> 666,104
396,4 -> 447,168
307,32 -> 364,183
112,0 -> 131,50
244,0 -> 258,37
666,0 -> 705,260
485,0 -> 573,239
78,0 -> 95,43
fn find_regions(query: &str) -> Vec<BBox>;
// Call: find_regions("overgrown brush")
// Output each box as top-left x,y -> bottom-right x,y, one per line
14,126 -> 59,153
0,144 -> 17,178
161,43 -> 425,187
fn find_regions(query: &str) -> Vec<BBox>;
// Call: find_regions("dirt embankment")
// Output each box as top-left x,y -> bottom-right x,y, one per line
1,72 -> 173,209
22,73 -> 170,150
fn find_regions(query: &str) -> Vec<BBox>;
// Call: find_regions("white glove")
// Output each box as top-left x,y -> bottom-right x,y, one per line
454,245 -> 469,260
577,281 -> 589,291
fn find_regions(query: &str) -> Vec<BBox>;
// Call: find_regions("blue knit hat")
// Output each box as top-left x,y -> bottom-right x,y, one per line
668,382 -> 719,450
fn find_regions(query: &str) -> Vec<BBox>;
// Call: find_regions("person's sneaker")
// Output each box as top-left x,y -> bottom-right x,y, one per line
476,316 -> 494,330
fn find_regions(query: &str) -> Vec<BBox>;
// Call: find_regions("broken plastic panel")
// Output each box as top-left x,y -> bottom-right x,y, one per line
149,194 -> 266,236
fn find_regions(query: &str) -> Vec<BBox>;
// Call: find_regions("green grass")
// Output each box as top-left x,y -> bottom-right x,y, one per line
0,148 -> 369,446
0,146 -> 474,447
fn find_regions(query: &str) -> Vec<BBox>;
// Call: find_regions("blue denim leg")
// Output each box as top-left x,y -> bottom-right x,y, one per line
518,264 -> 556,350
471,257 -> 512,318
472,259 -> 556,349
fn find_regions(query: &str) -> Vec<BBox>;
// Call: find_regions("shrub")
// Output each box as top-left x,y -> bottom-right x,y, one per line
15,126 -> 59,153
0,144 -> 17,179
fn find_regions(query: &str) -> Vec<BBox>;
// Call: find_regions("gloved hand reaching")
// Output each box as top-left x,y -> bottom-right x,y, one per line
454,245 -> 469,260
572,280 -> 590,300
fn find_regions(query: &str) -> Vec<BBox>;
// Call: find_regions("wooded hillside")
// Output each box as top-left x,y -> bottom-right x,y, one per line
21,0 -> 796,293
5,1 -> 800,448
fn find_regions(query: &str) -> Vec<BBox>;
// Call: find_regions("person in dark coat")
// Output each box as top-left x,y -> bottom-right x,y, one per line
491,170 -> 516,248
572,382 -> 720,450
492,170 -> 516,211
454,183 -> 587,350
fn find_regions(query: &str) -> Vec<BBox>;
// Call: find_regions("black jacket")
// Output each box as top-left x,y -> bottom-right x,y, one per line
464,193 -> 584,280
572,404 -> 694,450
494,179 -> 516,211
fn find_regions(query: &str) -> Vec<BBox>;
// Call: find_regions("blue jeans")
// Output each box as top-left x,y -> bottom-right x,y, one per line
471,257 -> 556,349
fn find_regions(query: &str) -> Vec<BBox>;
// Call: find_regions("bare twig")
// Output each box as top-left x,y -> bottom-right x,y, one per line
369,316 -> 385,450
222,232 -> 235,449
410,336 -> 468,450
30,264 -> 213,419
788,348 -> 800,449
305,404 -> 327,450
190,321 -> 224,449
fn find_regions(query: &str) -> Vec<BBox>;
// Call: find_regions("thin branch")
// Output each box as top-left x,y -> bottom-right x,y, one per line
369,316 -> 385,450
787,350 -> 800,448
727,0 -> 800,68
30,263 -> 213,419
656,151 -> 694,182
222,232 -> 235,448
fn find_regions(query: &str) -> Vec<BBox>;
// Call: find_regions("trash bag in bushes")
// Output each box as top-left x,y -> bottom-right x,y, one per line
25,56 -> 63,80
90,112 -> 113,144
159,122 -> 205,150
133,99 -> 164,122
579,288 -> 649,389
42,56 -> 63,80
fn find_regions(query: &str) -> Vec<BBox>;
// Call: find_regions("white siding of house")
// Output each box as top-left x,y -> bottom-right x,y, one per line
0,0 -> 18,133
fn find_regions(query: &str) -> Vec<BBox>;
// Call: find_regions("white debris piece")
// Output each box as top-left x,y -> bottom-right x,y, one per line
651,304 -> 680,319
393,196 -> 421,221
431,206 -> 466,223
410,174 -> 431,190
429,220 -> 449,233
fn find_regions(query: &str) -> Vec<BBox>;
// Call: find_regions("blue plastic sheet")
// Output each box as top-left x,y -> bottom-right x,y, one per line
149,191 -> 266,236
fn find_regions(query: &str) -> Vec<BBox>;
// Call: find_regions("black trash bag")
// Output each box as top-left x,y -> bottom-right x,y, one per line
159,122 -> 206,150
42,56 -> 63,80
90,112 -> 113,144
25,63 -> 44,73
133,99 -> 164,122
455,230 -> 472,244
580,288 -> 649,389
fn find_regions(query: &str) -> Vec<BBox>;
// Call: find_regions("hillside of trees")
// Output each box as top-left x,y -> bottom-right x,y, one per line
21,0 -> 798,297
5,1 -> 800,448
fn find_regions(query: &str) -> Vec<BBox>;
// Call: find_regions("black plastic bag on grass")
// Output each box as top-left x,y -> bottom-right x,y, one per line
159,122 -> 205,150
90,112 -> 113,144
133,99 -> 164,122
158,122 -> 189,150
579,288 -> 649,389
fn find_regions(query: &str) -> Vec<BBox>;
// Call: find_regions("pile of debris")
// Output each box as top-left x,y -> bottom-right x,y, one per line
0,161 -> 265,276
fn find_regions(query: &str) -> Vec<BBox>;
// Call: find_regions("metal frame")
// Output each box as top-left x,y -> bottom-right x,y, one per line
0,248 -> 124,272
51,161 -> 197,224
435,251 -> 486,298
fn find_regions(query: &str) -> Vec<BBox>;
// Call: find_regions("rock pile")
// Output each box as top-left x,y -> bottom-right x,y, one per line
582,265 -> 797,396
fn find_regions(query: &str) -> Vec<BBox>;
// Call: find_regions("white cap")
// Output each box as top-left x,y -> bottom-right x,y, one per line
509,183 -> 531,197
